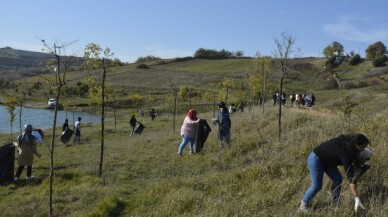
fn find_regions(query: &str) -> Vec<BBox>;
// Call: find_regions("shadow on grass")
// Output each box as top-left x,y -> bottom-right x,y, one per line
11,178 -> 43,188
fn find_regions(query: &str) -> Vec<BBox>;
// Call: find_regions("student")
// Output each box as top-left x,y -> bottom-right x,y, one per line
177,109 -> 200,155
150,108 -> 156,121
215,101 -> 231,148
298,134 -> 370,213
129,115 -> 137,137
74,117 -> 82,144
62,119 -> 69,132
14,124 -> 41,181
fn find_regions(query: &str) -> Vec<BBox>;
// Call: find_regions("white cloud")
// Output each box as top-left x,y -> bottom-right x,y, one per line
323,16 -> 388,42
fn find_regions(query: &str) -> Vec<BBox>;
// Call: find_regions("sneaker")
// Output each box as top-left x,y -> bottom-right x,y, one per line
13,177 -> 19,182
297,205 -> 308,213
26,176 -> 35,180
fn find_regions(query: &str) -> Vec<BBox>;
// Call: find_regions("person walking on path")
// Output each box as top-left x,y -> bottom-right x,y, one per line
298,133 -> 370,213
215,101 -> 231,148
74,117 -> 82,144
14,124 -> 41,181
177,109 -> 200,155
129,115 -> 137,137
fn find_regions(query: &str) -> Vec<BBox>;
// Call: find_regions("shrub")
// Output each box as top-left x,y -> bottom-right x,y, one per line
136,56 -> 161,63
137,64 -> 150,69
324,56 -> 336,70
321,77 -> 339,90
174,56 -> 194,62
349,54 -> 362,66
373,55 -> 388,67
194,48 -> 235,59
32,82 -> 42,90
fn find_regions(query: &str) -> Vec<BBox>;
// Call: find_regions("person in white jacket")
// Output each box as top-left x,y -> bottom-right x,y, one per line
177,109 -> 200,155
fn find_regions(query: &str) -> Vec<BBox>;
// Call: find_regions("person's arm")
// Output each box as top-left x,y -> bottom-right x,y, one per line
344,159 -> 365,212
349,183 -> 359,198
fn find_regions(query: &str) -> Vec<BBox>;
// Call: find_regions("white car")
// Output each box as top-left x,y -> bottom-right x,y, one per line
48,98 -> 56,106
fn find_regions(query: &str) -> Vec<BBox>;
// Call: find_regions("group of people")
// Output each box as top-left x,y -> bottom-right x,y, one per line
289,92 -> 316,108
175,101 -> 373,214
228,102 -> 245,114
13,116 -> 83,182
12,100 -> 375,214
177,101 -> 231,155
62,117 -> 82,144
272,92 -> 316,108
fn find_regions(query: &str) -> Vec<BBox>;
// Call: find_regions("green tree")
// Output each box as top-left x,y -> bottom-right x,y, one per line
349,54 -> 362,66
323,41 -> 344,57
203,87 -> 217,117
365,41 -> 387,60
178,85 -> 190,102
274,32 -> 297,142
372,55 -> 388,67
247,52 -> 273,114
4,96 -> 18,141
219,78 -> 236,105
18,92 -> 26,134
84,43 -> 117,177
170,84 -> 179,134
235,50 -> 244,58
130,93 -> 143,107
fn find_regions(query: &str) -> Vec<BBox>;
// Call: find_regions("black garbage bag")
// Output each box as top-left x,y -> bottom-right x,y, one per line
61,128 -> 74,143
0,143 -> 15,184
135,123 -> 145,134
193,119 -> 212,153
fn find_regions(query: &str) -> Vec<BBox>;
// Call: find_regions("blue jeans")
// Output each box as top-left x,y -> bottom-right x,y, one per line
302,152 -> 343,206
177,135 -> 195,154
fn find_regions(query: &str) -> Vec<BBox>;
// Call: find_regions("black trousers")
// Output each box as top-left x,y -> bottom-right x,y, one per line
15,165 -> 32,178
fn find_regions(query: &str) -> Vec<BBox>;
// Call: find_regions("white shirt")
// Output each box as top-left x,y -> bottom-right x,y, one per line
75,121 -> 81,131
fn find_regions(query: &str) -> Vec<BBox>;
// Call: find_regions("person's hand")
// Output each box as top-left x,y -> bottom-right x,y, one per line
354,197 -> 364,213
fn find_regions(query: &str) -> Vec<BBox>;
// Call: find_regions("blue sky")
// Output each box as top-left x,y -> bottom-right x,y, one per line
1,0 -> 387,63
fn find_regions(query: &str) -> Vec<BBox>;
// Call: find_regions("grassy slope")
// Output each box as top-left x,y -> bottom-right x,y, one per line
0,59 -> 387,216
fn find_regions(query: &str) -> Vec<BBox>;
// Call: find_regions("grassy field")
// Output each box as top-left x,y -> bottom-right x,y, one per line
0,58 -> 388,216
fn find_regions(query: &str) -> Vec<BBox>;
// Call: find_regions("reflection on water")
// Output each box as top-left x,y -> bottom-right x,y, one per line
0,105 -> 100,134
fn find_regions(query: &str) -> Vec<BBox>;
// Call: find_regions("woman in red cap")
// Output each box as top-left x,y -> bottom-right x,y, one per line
177,109 -> 200,155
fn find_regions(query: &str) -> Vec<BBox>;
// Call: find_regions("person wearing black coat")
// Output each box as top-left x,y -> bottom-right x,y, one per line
298,133 -> 370,213
129,115 -> 137,137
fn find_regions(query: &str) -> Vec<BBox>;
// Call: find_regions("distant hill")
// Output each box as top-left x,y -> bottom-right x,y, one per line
0,47 -> 84,81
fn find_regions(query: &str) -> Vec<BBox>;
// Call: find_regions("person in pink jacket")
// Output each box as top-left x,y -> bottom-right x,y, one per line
177,109 -> 200,155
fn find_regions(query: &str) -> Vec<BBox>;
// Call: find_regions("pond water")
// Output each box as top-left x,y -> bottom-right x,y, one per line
0,105 -> 100,134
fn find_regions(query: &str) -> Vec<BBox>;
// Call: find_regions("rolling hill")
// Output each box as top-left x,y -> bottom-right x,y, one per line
0,47 -> 84,82
0,49 -> 387,216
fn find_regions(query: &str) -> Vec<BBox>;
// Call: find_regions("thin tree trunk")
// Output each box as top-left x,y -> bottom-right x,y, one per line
278,75 -> 285,142
49,54 -> 61,217
99,61 -> 106,177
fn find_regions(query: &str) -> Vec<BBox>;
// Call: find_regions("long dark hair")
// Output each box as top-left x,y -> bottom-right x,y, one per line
339,133 -> 369,147
339,133 -> 369,165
